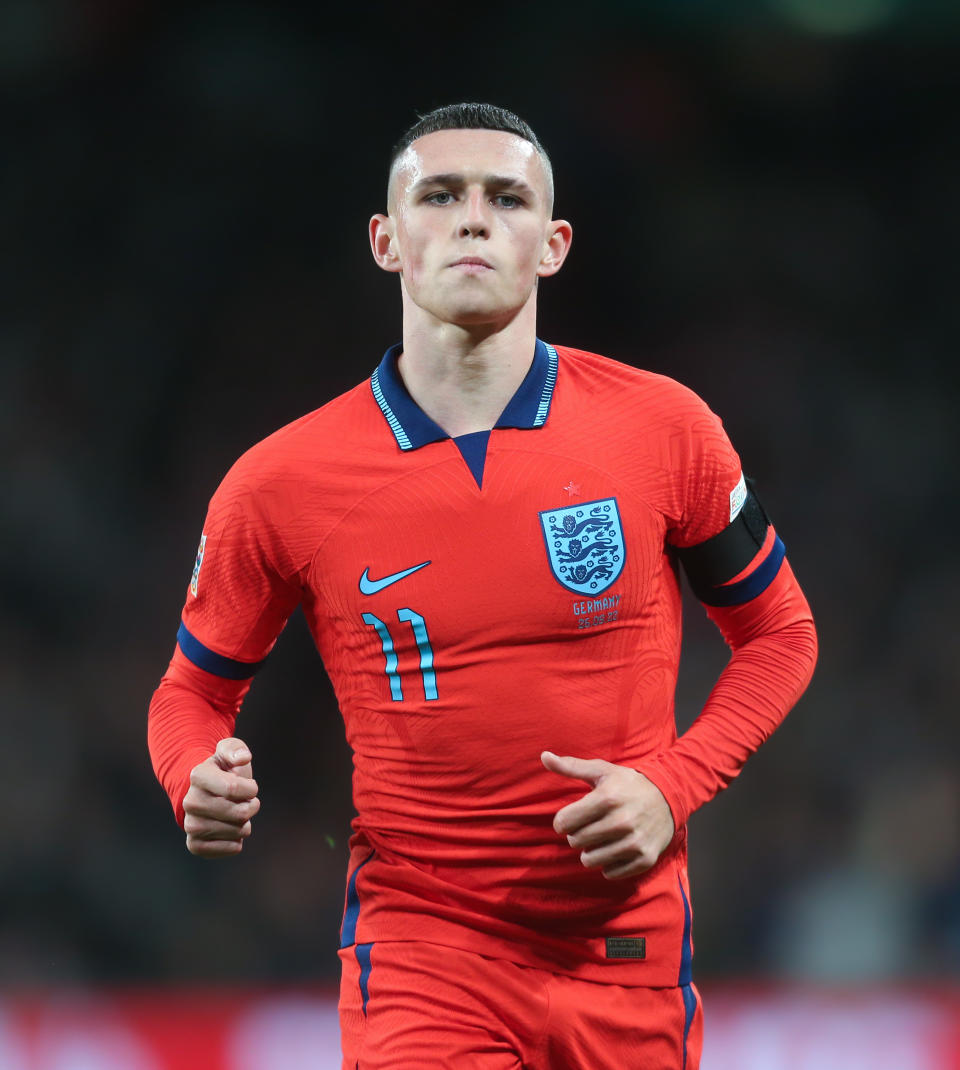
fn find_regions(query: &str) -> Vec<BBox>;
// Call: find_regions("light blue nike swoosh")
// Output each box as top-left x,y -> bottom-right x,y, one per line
359,560 -> 431,595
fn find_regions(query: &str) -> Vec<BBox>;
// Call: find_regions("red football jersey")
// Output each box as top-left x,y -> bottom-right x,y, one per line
157,340 -> 813,987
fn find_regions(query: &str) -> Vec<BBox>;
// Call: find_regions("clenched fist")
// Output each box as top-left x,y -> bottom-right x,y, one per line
183,737 -> 260,858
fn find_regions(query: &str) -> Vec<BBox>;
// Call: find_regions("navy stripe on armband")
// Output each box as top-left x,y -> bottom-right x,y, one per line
694,535 -> 786,607
176,622 -> 266,680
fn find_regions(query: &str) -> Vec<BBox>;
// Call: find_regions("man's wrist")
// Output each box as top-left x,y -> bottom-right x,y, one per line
634,756 -> 688,832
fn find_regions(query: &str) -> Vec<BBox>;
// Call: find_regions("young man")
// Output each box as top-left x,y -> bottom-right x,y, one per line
148,103 -> 817,1068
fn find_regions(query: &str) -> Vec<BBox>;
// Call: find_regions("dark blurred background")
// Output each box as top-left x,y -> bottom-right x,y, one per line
2,0 -> 958,994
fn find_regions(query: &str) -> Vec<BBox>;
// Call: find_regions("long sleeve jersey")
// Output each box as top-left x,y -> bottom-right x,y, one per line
149,341 -> 817,987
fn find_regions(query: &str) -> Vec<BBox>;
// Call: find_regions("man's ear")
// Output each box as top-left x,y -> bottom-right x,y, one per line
369,214 -> 402,273
537,219 -> 573,278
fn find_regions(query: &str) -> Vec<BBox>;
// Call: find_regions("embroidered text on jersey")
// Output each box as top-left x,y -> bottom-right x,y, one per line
359,561 -> 432,595
539,498 -> 625,596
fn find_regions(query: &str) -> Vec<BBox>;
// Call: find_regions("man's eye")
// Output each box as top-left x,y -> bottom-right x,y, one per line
494,194 -> 521,208
426,191 -> 455,205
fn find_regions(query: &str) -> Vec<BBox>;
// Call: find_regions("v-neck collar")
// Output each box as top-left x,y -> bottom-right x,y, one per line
369,338 -> 559,452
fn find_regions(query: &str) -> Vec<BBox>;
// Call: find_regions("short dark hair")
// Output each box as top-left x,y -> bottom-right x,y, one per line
389,102 -> 554,209
392,103 -> 548,166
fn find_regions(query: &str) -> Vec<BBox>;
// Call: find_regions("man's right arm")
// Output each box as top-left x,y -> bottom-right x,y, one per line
149,679 -> 258,856
147,648 -> 256,840
148,453 -> 304,853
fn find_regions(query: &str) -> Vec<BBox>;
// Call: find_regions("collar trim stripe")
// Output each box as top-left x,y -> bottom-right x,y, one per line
533,343 -> 559,427
371,366 -> 412,450
369,339 -> 557,451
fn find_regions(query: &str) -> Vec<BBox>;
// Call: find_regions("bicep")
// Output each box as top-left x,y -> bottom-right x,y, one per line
178,477 -> 302,676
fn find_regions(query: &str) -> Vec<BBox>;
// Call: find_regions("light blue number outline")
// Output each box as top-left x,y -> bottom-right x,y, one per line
397,608 -> 438,701
361,612 -> 403,701
361,608 -> 438,702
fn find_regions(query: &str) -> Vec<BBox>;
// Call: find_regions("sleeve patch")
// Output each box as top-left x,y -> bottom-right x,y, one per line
729,473 -> 747,523
190,534 -> 207,598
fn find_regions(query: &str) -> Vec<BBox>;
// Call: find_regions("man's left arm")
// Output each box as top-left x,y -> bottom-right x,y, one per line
635,541 -> 817,831
543,536 -> 816,879
544,381 -> 817,877
543,389 -> 819,878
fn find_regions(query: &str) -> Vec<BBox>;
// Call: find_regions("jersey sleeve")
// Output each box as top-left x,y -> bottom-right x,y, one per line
663,388 -> 745,552
177,457 -> 303,676
663,386 -> 785,608
148,453 -> 304,824
639,385 -> 817,826
635,557 -> 817,827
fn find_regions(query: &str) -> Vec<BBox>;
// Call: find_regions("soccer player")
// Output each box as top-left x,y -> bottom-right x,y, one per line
148,103 -> 817,1068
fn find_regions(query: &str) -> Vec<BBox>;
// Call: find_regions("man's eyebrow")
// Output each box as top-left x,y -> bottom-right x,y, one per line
411,173 -> 538,198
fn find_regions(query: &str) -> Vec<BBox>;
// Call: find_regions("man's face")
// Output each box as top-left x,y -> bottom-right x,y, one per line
373,129 -> 567,329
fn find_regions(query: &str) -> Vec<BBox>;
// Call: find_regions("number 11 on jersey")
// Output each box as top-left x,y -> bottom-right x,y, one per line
362,608 -> 438,702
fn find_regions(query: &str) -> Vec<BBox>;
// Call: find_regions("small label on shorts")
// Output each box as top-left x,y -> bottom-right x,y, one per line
605,937 -> 646,959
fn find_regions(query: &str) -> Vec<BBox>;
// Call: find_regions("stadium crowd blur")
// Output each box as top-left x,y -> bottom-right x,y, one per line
2,0 -> 957,990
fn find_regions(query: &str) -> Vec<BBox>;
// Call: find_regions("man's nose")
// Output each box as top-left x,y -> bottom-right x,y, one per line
458,189 -> 489,237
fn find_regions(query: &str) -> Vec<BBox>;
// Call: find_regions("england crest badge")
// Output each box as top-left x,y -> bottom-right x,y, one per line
539,498 -> 625,595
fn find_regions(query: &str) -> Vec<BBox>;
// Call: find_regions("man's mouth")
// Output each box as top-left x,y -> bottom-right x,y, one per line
450,257 -> 493,270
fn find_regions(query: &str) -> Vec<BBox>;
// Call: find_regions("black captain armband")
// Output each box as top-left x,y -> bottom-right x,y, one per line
675,479 -> 785,607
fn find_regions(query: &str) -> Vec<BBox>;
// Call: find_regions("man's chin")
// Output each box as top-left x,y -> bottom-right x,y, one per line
405,284 -> 531,331
434,299 -> 524,330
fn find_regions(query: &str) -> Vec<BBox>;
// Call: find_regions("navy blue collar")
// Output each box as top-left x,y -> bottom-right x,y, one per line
370,339 -> 559,451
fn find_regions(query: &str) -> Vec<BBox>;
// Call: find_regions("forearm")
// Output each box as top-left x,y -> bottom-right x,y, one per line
147,648 -> 250,826
637,559 -> 817,828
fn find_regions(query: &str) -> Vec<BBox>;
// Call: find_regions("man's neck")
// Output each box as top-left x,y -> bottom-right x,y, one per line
396,305 -> 538,439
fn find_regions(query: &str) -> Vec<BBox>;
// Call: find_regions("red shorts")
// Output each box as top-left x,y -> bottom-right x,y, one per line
339,940 -> 703,1069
